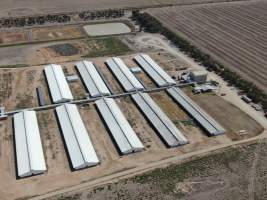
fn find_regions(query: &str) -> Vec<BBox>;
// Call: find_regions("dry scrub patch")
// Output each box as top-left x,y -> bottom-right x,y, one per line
32,26 -> 84,42
45,139 -> 267,200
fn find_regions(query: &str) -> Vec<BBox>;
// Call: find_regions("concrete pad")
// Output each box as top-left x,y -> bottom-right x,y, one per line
83,23 -> 131,36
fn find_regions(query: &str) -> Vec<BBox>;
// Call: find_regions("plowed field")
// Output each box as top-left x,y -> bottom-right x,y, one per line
149,0 -> 267,92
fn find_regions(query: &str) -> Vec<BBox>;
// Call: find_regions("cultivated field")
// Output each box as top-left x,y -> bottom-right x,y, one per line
0,0 -> 250,17
148,0 -> 267,92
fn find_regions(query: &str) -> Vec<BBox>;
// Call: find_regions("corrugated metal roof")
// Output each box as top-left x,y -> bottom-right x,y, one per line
56,104 -> 99,169
95,98 -> 144,154
167,87 -> 225,136
14,110 -> 46,177
106,57 -> 144,92
44,64 -> 73,103
132,92 -> 188,147
134,54 -> 176,86
76,61 -> 111,97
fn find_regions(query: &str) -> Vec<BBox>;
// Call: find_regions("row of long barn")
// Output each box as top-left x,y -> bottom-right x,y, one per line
13,54 -> 224,178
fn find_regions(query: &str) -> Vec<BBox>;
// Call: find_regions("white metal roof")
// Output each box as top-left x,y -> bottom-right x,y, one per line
134,54 -> 176,86
95,98 -> 144,154
76,61 -> 111,97
167,87 -> 225,136
14,110 -> 46,177
44,64 -> 73,103
106,57 -> 144,92
56,104 -> 99,169
132,92 -> 188,147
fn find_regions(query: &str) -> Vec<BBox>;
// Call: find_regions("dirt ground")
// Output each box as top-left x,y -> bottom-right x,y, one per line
46,138 -> 267,200
0,31 -> 28,44
0,36 -> 131,67
32,25 -> 84,42
183,88 -> 264,141
0,25 -> 85,46
0,52 -> 264,199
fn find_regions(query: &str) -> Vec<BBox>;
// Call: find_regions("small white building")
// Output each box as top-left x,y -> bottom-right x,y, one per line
189,70 -> 208,83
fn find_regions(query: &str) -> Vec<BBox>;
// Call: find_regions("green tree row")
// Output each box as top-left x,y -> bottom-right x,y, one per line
132,11 -> 267,110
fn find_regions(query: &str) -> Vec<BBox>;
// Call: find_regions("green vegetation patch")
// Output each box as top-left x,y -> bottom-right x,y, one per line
84,37 -> 131,58
48,43 -> 80,56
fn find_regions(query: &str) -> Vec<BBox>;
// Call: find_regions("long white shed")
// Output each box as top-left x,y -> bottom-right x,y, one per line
131,92 -> 188,147
76,61 -> 111,97
167,87 -> 225,136
56,104 -> 99,170
13,110 -> 46,177
95,98 -> 144,154
106,57 -> 144,92
44,64 -> 73,103
134,54 -> 176,86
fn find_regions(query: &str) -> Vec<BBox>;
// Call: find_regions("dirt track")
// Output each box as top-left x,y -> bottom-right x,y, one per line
32,132 -> 267,200
148,0 -> 267,92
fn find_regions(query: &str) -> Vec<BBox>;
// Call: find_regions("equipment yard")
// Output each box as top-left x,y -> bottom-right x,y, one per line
0,1 -> 266,199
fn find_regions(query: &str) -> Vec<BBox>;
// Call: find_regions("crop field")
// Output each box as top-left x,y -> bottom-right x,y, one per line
148,0 -> 267,92
0,0 -> 251,17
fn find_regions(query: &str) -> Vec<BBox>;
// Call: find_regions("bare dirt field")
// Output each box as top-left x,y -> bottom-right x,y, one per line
148,0 -> 267,92
32,25 -> 84,41
45,138 -> 267,200
0,0 -> 250,17
0,36 -> 131,67
183,88 -> 263,141
0,52 -> 263,200
0,25 -> 85,46
0,31 -> 28,44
